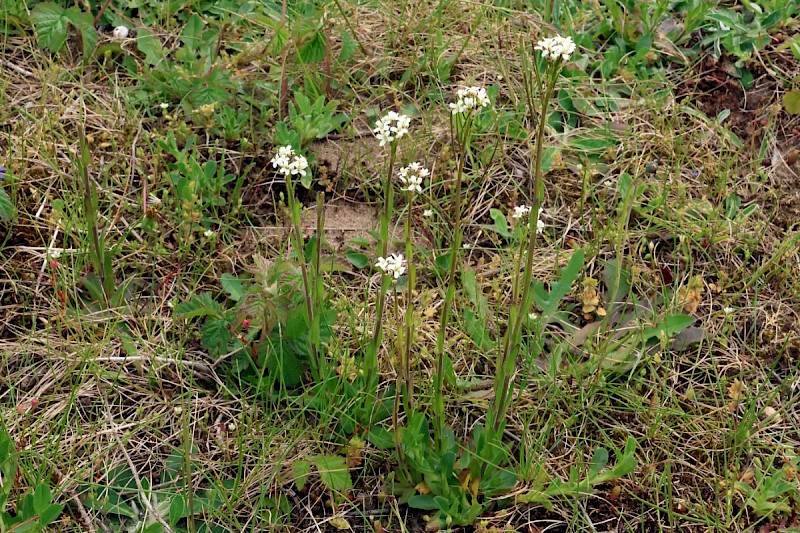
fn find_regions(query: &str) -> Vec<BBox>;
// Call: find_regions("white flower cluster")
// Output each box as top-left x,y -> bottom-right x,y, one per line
398,162 -> 429,194
375,253 -> 406,280
511,205 -> 546,233
511,205 -> 532,219
534,35 -> 576,63
270,145 -> 308,177
449,86 -> 490,115
373,111 -> 410,147
113,26 -> 130,39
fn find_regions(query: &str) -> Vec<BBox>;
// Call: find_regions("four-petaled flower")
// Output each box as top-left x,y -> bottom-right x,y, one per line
534,35 -> 576,63
373,111 -> 410,147
511,205 -> 546,234
271,145 -> 309,178
449,86 -> 490,115
398,162 -> 429,194
511,205 -> 532,219
375,253 -> 406,280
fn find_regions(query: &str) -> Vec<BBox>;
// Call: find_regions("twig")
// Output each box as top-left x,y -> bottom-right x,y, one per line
104,404 -> 175,533
88,355 -> 214,375
0,58 -> 35,78
51,464 -> 100,533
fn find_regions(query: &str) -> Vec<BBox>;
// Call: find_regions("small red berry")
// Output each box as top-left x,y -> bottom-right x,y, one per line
242,319 -> 250,329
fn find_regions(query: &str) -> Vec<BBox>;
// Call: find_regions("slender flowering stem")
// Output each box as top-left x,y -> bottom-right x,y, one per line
272,146 -> 321,380
433,107 -> 475,450
366,131 -> 401,393
490,42 -> 567,436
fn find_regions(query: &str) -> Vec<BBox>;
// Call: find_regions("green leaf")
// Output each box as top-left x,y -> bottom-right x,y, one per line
39,503 -> 63,526
284,304 -> 309,340
169,494 -> 186,524
32,484 -> 52,515
338,28 -> 356,62
366,426 -> 395,450
784,90 -> 800,115
299,171 -> 312,189
136,29 -> 165,66
176,293 -> 222,319
464,308 -> 495,351
485,208 -> 511,238
588,448 -> 609,479
642,314 -> 695,342
407,494 -> 439,510
299,31 -> 327,64
202,317 -> 232,357
64,7 -> 97,55
0,188 -> 14,222
220,273 -> 245,302
537,249 -> 584,318
291,460 -> 311,491
311,455 -> 352,493
345,249 -> 368,269
181,14 -> 205,52
31,3 -> 70,53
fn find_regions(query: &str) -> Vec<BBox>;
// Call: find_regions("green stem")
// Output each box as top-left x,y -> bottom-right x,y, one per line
490,67 -> 559,437
403,195 -> 415,414
286,173 -> 320,381
433,114 -> 471,450
366,143 -> 397,393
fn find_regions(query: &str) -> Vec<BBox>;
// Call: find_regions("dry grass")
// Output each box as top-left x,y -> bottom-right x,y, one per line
1,0 -> 800,531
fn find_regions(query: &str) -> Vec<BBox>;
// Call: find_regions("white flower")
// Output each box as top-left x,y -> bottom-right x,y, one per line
423,209 -> 433,217
534,35 -> 576,62
375,253 -> 406,280
227,422 -> 237,431
535,207 -> 545,234
372,111 -> 411,147
398,162 -> 429,194
528,312 -> 539,320
449,86 -> 490,115
159,102 -> 169,110
112,26 -> 130,39
723,306 -> 735,314
511,205 -> 532,219
203,229 -> 215,238
173,406 -> 183,415
271,145 -> 309,178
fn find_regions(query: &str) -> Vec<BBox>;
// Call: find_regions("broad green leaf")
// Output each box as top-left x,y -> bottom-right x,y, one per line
181,14 -> 205,52
137,29 -> 166,66
299,31 -> 327,64
588,448 -> 609,479
345,249 -> 368,269
338,28 -> 356,62
463,308 -> 495,351
485,208 -> 511,238
64,7 -> 97,55
176,293 -> 223,319
291,460 -> 311,490
366,426 -> 395,450
202,317 -> 231,356
0,188 -> 14,221
407,494 -> 439,510
39,503 -> 63,526
31,3 -> 70,53
169,494 -> 186,524
642,314 -> 694,342
784,90 -> 800,115
311,455 -> 352,492
220,273 -> 245,301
